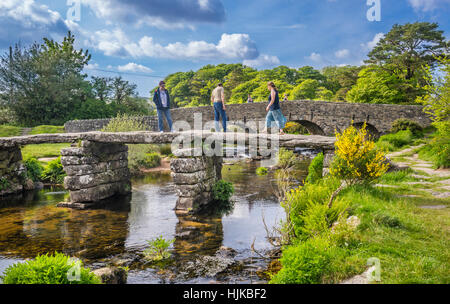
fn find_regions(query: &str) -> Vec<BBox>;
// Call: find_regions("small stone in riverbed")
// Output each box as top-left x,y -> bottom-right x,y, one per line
92,267 -> 127,284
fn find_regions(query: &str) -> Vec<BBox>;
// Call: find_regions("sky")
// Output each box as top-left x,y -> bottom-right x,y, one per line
1,0 -> 449,97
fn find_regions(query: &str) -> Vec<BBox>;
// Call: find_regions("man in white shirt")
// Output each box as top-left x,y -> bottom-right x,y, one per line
211,83 -> 227,132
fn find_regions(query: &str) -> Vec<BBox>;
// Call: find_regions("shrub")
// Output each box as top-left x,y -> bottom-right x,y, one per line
101,113 -> 148,133
305,153 -> 324,184
143,236 -> 174,261
390,119 -> 423,137
159,144 -> 172,156
212,180 -> 235,203
270,236 -> 333,284
256,167 -> 269,176
0,252 -> 101,284
282,177 -> 344,239
24,158 -> 44,182
41,157 -> 66,184
418,121 -> 450,169
137,152 -> 161,169
377,130 -> 415,151
277,148 -> 297,169
330,124 -> 389,185
283,122 -> 308,135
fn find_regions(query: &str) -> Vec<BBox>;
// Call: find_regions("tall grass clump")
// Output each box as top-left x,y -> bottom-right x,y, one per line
1,252 -> 101,284
305,153 -> 324,184
41,157 -> 66,184
24,158 -> 44,182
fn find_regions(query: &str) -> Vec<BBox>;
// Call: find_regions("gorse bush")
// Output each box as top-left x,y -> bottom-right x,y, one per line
24,158 -> 44,182
283,122 -> 308,135
143,236 -> 174,261
305,153 -> 324,184
330,124 -> 389,185
390,119 -> 423,137
41,157 -> 66,184
1,252 -> 101,284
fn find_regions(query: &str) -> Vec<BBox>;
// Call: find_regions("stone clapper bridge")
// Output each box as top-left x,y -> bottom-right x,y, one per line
0,131 -> 336,213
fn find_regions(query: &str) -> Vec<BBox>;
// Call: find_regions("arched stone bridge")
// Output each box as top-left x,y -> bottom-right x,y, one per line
0,131 -> 335,213
64,101 -> 432,137
170,100 -> 431,137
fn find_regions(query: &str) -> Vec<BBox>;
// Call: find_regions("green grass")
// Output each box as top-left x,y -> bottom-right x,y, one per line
21,143 -> 71,160
0,125 -> 22,137
337,185 -> 449,283
30,125 -> 65,135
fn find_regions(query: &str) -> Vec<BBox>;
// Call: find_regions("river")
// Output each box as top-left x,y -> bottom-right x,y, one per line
0,159 -> 311,284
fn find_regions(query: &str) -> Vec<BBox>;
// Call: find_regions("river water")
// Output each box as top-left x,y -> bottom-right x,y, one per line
0,159 -> 310,284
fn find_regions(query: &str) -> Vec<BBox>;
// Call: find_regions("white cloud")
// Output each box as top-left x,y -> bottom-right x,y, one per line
85,63 -> 99,70
408,0 -> 450,12
335,49 -> 350,58
243,54 -> 280,68
307,52 -> 322,63
118,63 -> 153,73
86,29 -> 260,61
361,33 -> 384,51
0,0 -> 68,47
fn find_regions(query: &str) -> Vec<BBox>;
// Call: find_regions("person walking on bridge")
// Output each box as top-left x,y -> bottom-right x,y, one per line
265,81 -> 286,135
211,82 -> 227,132
153,81 -> 173,133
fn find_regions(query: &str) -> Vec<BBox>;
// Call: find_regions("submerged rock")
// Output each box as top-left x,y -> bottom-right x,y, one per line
181,255 -> 236,278
92,267 -> 127,284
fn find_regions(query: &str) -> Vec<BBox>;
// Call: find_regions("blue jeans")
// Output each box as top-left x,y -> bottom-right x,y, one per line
266,109 -> 287,130
213,102 -> 227,132
157,108 -> 173,132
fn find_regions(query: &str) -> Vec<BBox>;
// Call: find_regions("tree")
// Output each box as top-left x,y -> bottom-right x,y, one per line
291,79 -> 320,100
366,22 -> 449,102
0,32 -> 92,126
321,65 -> 363,101
346,67 -> 406,104
91,76 -> 113,102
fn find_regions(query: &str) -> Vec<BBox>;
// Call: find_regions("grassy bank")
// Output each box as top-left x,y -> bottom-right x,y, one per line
0,125 -> 22,137
270,124 -> 449,284
22,143 -> 71,162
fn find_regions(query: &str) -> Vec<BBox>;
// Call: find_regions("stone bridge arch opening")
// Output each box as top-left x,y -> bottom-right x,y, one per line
288,120 -> 325,136
352,122 -> 380,139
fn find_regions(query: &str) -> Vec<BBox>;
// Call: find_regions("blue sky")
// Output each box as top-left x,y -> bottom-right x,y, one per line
1,0 -> 449,97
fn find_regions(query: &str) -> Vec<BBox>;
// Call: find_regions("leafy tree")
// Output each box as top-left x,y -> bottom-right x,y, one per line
366,22 -> 449,101
322,66 -> 363,101
346,67 -> 406,104
0,32 -> 91,126
91,76 -> 113,102
291,79 -> 320,100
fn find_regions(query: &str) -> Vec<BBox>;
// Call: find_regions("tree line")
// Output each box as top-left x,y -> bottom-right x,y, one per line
0,22 -> 448,127
161,22 -> 448,108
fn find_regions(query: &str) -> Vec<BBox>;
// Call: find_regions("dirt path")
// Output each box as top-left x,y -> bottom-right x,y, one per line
21,128 -> 32,136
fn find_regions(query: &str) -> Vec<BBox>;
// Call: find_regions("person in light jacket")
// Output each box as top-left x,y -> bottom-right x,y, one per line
153,81 -> 173,132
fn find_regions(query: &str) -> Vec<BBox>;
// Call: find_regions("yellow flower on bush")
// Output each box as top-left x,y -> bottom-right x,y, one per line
330,123 -> 389,185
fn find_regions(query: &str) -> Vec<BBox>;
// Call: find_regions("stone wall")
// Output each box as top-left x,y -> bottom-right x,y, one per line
0,146 -> 26,196
64,116 -> 159,133
170,148 -> 223,213
59,141 -> 131,208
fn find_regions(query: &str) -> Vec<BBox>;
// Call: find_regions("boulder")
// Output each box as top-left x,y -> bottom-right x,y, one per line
92,267 -> 127,284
